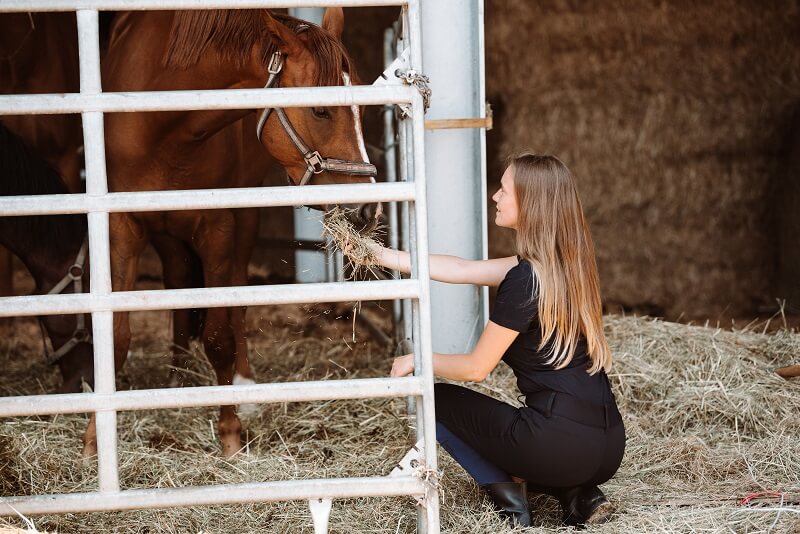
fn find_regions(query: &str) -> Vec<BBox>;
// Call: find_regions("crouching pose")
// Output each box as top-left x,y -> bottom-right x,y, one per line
353,154 -> 625,527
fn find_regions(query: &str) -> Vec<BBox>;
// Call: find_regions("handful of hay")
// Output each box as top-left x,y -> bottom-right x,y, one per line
321,206 -> 384,279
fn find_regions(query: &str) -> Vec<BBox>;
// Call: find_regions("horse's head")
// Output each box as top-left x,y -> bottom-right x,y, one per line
257,9 -> 381,230
39,313 -> 94,394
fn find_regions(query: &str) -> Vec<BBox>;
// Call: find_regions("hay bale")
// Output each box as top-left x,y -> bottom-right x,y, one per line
483,0 -> 800,319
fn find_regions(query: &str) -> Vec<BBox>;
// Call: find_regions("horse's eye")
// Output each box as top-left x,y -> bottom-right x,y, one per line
312,107 -> 332,120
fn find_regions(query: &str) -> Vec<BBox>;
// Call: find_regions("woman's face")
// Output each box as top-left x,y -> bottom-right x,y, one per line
492,166 -> 519,229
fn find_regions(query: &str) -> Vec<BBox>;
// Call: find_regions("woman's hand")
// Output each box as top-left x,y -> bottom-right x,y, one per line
390,353 -> 415,377
342,240 -> 384,265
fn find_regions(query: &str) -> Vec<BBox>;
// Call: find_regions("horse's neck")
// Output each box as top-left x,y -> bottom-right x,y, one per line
105,12 -> 264,145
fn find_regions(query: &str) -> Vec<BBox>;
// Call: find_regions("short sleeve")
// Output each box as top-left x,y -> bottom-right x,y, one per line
490,261 -> 538,332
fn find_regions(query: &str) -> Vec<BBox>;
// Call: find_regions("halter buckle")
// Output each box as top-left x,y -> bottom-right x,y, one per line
305,151 -> 325,174
268,51 -> 284,75
68,264 -> 84,280
73,328 -> 90,343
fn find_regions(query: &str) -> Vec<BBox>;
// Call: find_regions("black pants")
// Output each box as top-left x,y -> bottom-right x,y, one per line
434,383 -> 625,489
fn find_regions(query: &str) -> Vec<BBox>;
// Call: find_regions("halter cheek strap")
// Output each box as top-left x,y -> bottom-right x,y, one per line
255,51 -> 377,186
255,51 -> 283,145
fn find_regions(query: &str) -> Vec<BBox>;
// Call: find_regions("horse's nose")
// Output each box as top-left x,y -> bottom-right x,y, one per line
360,202 -> 382,227
342,202 -> 381,230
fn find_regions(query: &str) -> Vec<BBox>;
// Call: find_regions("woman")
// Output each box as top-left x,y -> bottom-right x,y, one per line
351,153 -> 625,528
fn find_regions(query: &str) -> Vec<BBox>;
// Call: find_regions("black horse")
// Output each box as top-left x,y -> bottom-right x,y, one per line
0,122 -> 93,393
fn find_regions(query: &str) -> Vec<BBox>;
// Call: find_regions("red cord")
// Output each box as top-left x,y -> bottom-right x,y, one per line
739,491 -> 784,506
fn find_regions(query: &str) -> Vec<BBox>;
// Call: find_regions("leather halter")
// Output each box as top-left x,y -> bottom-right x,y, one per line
39,237 -> 92,365
255,50 -> 377,186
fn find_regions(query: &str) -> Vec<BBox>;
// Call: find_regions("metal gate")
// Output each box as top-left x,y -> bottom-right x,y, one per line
0,1 -> 439,531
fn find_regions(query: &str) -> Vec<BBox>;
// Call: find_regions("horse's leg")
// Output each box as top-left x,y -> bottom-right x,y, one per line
193,210 -> 241,457
151,235 -> 205,387
82,212 -> 146,457
231,208 -> 259,415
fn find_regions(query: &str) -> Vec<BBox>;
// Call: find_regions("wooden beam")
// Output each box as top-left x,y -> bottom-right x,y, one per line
425,117 -> 493,130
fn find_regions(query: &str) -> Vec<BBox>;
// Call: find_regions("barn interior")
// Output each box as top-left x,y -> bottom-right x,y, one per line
1,2 -> 798,533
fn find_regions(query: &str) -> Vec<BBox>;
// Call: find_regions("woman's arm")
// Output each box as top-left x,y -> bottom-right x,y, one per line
373,246 -> 518,287
390,320 -> 519,381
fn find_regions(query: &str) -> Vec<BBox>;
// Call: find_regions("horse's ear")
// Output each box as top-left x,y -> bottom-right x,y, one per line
262,10 -> 304,56
322,7 -> 344,41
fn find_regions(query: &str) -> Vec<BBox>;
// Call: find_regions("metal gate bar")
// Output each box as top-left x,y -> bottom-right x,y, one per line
0,182 -> 416,216
0,376 -> 425,417
405,0 -> 439,528
0,476 -> 426,516
0,279 -> 420,317
1,0 -> 407,11
0,85 -> 416,114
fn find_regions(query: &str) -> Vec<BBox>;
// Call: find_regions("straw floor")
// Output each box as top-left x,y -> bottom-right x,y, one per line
0,309 -> 798,533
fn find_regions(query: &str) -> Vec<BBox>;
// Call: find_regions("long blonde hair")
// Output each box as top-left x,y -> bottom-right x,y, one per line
510,153 -> 612,374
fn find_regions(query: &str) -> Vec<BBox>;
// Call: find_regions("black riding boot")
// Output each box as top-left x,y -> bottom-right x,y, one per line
484,481 -> 532,527
559,485 -> 614,528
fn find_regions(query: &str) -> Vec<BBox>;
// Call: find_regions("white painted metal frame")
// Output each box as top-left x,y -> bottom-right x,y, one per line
0,1 -> 439,532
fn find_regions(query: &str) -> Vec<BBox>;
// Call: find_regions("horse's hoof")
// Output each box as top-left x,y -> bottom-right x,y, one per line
81,445 -> 97,459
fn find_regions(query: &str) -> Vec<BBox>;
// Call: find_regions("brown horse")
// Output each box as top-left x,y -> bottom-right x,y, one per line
0,122 -> 93,393
84,8 -> 378,457
0,12 -> 84,296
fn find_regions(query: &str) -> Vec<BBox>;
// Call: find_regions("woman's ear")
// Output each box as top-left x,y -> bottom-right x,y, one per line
262,10 -> 305,56
322,7 -> 344,41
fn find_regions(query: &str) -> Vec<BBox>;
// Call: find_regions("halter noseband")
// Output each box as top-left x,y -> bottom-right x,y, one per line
255,50 -> 377,186
39,237 -> 92,365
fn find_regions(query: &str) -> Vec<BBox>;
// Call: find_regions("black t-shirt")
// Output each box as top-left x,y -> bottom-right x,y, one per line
489,257 -> 613,406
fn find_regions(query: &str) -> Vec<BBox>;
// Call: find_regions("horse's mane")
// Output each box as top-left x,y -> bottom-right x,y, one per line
0,122 -> 86,259
163,11 -> 356,86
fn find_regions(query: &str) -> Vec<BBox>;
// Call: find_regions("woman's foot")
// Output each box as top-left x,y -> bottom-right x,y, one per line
559,486 -> 614,528
484,481 -> 533,527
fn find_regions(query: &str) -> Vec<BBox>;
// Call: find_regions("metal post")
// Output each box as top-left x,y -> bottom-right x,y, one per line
395,21 -> 414,351
290,8 -> 328,284
77,8 -> 119,493
420,0 -> 488,354
383,27 -> 402,335
406,1 -> 440,531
